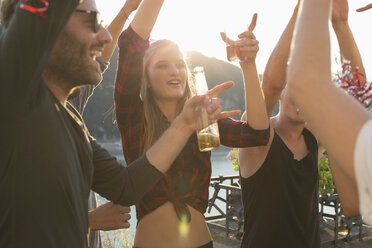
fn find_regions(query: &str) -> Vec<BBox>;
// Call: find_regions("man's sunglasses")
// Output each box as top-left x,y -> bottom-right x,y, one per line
75,9 -> 104,33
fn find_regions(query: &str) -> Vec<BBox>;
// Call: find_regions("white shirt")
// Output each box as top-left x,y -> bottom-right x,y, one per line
354,119 -> 372,225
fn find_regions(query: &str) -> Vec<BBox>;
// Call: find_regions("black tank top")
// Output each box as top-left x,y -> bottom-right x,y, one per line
240,128 -> 320,248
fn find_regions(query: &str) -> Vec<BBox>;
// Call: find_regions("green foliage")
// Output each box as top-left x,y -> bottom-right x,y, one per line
318,155 -> 335,195
227,148 -> 239,172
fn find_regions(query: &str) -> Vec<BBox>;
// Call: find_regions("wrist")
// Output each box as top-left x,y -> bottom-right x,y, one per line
332,20 -> 349,29
88,210 -> 98,231
240,59 -> 256,67
172,115 -> 194,137
121,6 -> 131,19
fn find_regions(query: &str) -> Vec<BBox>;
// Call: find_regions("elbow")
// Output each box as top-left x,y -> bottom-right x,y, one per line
259,126 -> 271,146
262,74 -> 286,94
120,189 -> 144,206
262,134 -> 270,146
111,180 -> 145,206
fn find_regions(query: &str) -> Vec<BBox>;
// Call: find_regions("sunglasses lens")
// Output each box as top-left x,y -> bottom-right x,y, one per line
94,13 -> 99,32
75,10 -> 102,33
95,13 -> 104,33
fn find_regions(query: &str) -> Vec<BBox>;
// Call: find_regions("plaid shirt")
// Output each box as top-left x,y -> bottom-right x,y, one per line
115,26 -> 270,222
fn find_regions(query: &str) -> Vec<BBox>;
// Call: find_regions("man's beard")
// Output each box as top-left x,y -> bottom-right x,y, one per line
43,28 -> 102,91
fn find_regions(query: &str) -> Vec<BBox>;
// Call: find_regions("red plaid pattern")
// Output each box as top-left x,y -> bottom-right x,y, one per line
115,26 -> 270,221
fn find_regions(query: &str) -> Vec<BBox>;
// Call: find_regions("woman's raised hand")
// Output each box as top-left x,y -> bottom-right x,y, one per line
236,13 -> 259,63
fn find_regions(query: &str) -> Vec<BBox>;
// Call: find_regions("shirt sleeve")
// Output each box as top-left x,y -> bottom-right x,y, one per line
115,26 -> 149,113
114,26 -> 149,163
90,139 -> 164,206
218,118 -> 270,147
0,0 -> 80,107
354,119 -> 372,225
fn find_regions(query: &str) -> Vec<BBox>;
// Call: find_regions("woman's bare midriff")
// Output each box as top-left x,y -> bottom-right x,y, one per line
134,201 -> 212,248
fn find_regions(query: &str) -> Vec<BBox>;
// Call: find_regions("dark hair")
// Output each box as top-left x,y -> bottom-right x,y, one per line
0,0 -> 19,29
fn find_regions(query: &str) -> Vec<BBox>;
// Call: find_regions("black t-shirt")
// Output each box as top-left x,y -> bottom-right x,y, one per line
0,1 -> 163,247
240,129 -> 320,248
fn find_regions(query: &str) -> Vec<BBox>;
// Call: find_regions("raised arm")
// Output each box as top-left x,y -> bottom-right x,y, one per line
218,14 -> 269,149
332,0 -> 366,83
131,0 -> 164,39
220,14 -> 269,178
100,0 -> 162,63
262,4 -> 298,116
114,0 -> 165,105
100,0 -> 142,62
287,0 -> 372,214
325,0 -> 366,216
237,14 -> 269,130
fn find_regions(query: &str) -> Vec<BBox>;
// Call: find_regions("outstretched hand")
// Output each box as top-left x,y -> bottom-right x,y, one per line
356,3 -> 372,12
180,81 -> 241,131
332,0 -> 349,23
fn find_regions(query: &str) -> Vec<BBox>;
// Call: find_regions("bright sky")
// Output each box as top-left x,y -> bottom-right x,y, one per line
96,0 -> 372,78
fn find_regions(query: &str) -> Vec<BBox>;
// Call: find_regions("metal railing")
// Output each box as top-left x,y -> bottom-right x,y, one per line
206,175 -> 243,239
319,193 -> 366,247
206,175 -> 370,244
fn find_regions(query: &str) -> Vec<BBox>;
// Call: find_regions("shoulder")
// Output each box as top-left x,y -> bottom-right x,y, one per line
303,127 -> 318,146
118,25 -> 150,50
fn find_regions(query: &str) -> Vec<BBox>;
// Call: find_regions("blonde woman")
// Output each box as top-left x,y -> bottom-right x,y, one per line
103,0 -> 270,247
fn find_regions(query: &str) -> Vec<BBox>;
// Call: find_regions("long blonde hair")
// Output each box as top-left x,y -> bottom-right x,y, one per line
140,40 -> 192,153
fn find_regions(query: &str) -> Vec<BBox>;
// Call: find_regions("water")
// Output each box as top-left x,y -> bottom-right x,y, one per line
96,142 -> 237,246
